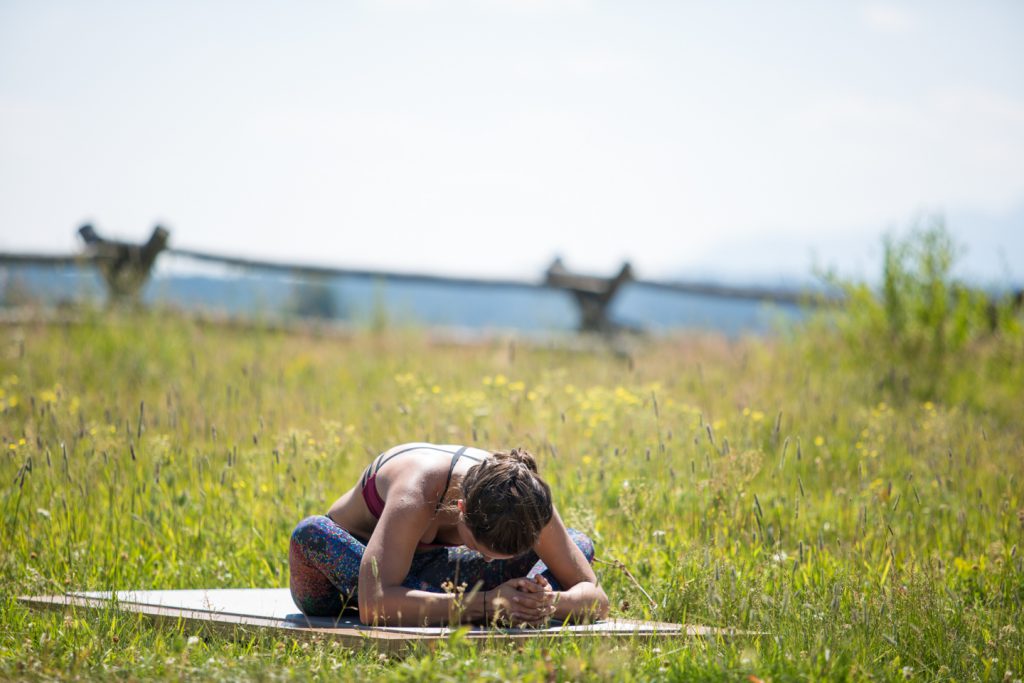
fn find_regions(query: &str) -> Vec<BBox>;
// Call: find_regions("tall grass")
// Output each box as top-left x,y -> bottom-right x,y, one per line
1,228 -> 1022,681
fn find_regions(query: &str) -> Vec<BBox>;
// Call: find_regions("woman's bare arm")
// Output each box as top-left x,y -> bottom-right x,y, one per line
357,479 -> 486,625
531,508 -> 610,622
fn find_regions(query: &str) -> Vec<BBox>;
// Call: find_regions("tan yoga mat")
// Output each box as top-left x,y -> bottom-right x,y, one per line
18,588 -> 741,652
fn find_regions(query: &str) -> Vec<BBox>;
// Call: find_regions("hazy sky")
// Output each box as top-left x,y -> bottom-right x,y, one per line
1,0 -> 1022,284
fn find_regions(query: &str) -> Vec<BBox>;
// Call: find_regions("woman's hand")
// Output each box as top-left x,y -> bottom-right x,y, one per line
487,576 -> 557,627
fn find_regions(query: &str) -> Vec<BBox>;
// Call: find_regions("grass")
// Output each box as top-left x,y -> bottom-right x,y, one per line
0,293 -> 1022,680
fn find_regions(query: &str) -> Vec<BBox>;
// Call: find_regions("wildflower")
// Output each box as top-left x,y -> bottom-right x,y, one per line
581,455 -> 593,466
187,636 -> 200,647
751,411 -> 765,422
814,436 -> 825,447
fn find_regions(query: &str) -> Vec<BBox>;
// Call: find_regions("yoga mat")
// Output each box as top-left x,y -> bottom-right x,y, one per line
19,588 -> 741,652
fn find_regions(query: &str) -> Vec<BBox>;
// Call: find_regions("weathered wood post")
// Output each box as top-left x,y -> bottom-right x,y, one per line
545,258 -> 634,333
78,224 -> 169,305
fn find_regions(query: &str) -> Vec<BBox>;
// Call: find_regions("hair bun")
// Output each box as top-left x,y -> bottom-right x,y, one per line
497,447 -> 538,473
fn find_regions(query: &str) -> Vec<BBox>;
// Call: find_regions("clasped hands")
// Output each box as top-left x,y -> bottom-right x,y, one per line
485,575 -> 558,627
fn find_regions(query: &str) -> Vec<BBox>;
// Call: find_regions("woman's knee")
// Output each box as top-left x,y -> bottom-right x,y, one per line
290,515 -> 330,555
566,528 -> 595,563
290,515 -> 365,566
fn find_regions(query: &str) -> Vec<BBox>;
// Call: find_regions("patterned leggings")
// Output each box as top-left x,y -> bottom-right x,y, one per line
289,515 -> 596,617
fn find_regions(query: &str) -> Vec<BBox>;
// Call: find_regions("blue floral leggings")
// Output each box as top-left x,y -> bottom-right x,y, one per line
289,515 -> 595,617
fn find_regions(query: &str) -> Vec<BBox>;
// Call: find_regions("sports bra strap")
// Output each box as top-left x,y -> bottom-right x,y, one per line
435,446 -> 469,512
360,445 -> 482,491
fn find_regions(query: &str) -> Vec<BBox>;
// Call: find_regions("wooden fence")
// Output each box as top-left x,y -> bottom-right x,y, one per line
1,223 -> 839,333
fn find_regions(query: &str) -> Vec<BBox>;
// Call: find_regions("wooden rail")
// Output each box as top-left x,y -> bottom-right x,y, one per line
168,247 -> 536,290
0,252 -> 87,267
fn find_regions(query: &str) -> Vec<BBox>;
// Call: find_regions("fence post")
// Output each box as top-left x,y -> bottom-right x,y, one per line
78,224 -> 169,305
545,258 -> 634,333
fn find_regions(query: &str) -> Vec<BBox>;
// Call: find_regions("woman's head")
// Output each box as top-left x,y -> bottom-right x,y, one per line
459,448 -> 553,557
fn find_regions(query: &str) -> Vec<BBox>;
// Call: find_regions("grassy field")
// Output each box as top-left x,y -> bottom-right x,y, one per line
1,232 -> 1023,681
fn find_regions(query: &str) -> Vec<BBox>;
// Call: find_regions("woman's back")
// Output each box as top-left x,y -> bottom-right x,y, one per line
325,442 -> 492,546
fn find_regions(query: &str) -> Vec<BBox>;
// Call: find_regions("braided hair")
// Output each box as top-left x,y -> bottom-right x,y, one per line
459,448 -> 553,556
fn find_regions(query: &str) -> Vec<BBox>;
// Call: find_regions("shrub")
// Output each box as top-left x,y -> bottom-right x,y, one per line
815,216 -> 1021,404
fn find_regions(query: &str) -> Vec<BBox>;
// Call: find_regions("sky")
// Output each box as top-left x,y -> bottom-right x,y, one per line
1,0 -> 1022,285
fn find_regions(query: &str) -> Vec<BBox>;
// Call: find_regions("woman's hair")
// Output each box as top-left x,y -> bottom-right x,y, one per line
460,448 -> 553,556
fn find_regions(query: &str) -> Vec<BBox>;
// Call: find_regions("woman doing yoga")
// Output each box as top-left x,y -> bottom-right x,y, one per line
289,443 -> 609,626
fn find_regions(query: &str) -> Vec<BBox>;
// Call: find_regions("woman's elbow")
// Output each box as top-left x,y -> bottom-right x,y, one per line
357,594 -> 380,625
594,590 -> 611,620
357,600 -> 371,625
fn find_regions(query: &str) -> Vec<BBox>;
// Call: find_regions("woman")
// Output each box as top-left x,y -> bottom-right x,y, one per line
289,443 -> 609,626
